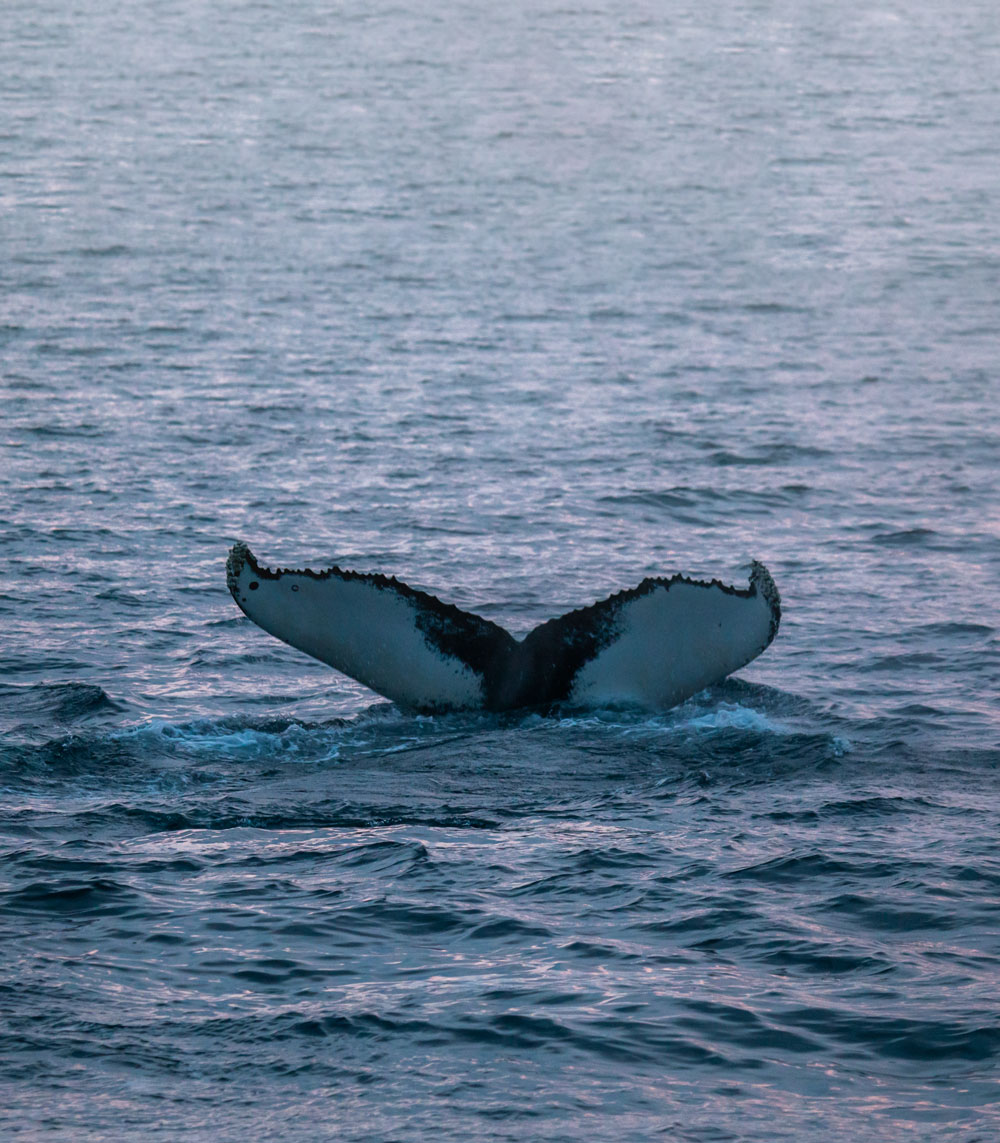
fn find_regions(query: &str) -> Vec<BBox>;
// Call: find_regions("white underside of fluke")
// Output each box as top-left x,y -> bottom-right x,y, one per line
228,553 -> 486,711
568,577 -> 776,710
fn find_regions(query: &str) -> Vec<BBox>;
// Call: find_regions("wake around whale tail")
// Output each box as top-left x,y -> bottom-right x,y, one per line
226,543 -> 780,714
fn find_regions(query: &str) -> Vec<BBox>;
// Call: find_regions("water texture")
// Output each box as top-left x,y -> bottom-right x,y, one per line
2,0 -> 999,1139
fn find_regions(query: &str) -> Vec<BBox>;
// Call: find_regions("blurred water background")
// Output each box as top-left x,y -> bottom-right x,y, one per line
2,0 -> 999,1138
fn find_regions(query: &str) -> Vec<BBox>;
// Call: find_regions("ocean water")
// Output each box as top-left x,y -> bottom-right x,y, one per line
2,0 -> 999,1138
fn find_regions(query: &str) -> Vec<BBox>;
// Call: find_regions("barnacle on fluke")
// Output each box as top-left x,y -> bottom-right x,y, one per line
227,543 -> 780,713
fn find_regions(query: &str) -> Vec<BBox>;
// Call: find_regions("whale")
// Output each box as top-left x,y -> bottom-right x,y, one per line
226,543 -> 780,714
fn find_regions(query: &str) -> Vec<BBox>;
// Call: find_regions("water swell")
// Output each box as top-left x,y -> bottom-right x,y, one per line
0,681 -> 124,736
5,980 -> 995,1077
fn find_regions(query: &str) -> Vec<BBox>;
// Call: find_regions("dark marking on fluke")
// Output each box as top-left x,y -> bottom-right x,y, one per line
226,542 -> 781,713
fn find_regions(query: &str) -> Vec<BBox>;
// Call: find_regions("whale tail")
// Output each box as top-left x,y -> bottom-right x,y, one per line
226,543 -> 780,713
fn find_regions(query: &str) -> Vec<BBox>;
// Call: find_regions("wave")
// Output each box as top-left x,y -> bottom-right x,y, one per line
5,980 -> 996,1076
0,681 -> 124,729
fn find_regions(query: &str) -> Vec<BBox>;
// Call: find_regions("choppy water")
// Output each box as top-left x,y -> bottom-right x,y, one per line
2,0 -> 999,1138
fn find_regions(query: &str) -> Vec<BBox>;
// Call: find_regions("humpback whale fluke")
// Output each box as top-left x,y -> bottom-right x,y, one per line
226,543 -> 780,714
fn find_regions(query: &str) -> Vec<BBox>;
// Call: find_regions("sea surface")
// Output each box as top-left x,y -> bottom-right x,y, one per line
2,0 -> 999,1139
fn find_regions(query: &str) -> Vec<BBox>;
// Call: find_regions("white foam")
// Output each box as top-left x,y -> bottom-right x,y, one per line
683,702 -> 787,734
113,718 -> 344,762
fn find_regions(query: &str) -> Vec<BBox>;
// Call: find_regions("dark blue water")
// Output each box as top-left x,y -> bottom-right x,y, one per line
2,0 -> 999,1138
